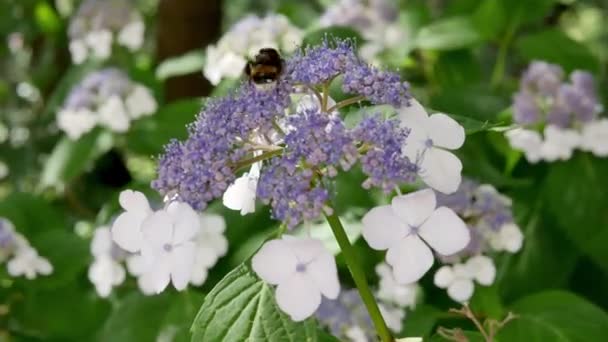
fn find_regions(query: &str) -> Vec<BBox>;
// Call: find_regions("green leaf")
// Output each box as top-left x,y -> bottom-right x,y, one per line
472,0 -> 556,39
542,154 -> 608,273
302,26 -> 364,47
156,50 -> 206,81
450,114 -> 506,135
516,29 -> 600,73
99,292 -> 173,342
34,1 -> 61,34
415,16 -> 481,51
191,264 -> 338,342
402,305 -> 442,338
0,193 -> 64,236
126,99 -> 203,155
499,291 -> 608,341
159,292 -> 205,342
11,284 -> 111,340
39,129 -> 114,190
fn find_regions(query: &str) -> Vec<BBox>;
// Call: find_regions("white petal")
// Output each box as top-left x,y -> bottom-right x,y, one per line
69,39 -> 87,64
111,212 -> 145,253
283,236 -> 325,264
166,202 -> 200,244
419,207 -> 470,256
125,85 -> 157,119
447,279 -> 474,302
306,250 -> 340,299
91,227 -> 113,257
379,304 -> 404,332
427,113 -> 465,149
200,213 -> 226,234
433,265 -> 454,289
190,266 -> 208,286
391,189 -> 436,228
141,211 -> 173,252
85,30 -> 112,59
398,99 -> 429,121
502,223 -> 524,253
119,190 -> 151,213
143,255 -> 172,294
117,21 -> 144,51
98,96 -> 130,133
252,239 -> 297,285
170,242 -> 196,290
126,254 -> 152,276
362,205 -> 408,250
418,148 -> 463,194
505,128 -> 543,163
466,255 -> 496,286
222,172 -> 258,215
580,119 -> 608,157
275,272 -> 322,321
386,235 -> 434,284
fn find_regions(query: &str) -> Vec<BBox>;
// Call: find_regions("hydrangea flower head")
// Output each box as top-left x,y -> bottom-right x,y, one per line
68,0 -> 145,64
507,61 -> 605,162
58,68 -> 157,139
154,39 -> 418,228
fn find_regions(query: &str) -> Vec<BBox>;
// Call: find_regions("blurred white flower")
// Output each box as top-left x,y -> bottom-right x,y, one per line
375,262 -> 418,308
362,189 -> 469,284
190,213 -> 228,286
489,222 -> 524,253
88,227 -> 126,297
505,128 -> 543,163
117,21 -> 145,51
379,303 -> 405,333
222,162 -> 260,215
7,244 -> 53,279
434,255 -> 495,302
540,125 -> 580,162
398,100 -> 466,194
69,39 -> 88,64
252,235 -> 340,321
580,118 -> 608,157
97,95 -> 130,133
125,85 -> 157,119
85,30 -> 113,60
57,108 -> 98,140
344,325 -> 368,342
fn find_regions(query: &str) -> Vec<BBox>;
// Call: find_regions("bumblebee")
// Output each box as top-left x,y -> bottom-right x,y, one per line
244,48 -> 284,86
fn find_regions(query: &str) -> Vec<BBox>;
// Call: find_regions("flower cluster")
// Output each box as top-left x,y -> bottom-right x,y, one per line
430,179 -> 523,302
506,61 -> 607,162
57,68 -> 157,140
203,14 -> 303,85
315,264 -> 419,341
68,0 -> 145,64
0,218 -> 53,279
106,190 -> 227,295
154,40 -> 418,228
320,0 -> 409,63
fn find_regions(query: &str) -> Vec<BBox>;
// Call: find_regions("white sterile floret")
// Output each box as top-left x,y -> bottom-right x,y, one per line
190,213 -> 228,286
203,47 -> 247,86
0,160 -> 8,179
89,256 -> 126,297
362,189 -> 470,284
117,21 -> 145,51
57,108 -> 98,140
345,325 -> 368,342
540,125 -> 580,162
111,190 -> 152,253
69,39 -> 88,64
137,202 -> 201,293
7,245 -> 53,279
252,235 -> 340,321
489,222 -> 524,253
580,119 -> 608,157
505,128 -> 543,163
126,254 -> 157,295
222,162 -> 260,215
375,262 -> 418,308
88,227 -> 126,297
379,303 -> 405,332
85,30 -> 113,60
433,255 -> 495,302
398,100 -> 466,194
97,95 -> 130,133
125,85 -> 158,119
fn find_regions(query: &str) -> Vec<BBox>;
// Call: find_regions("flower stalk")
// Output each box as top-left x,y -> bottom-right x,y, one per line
325,211 -> 393,342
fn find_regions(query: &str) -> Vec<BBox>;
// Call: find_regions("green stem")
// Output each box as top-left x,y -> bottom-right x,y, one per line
491,18 -> 519,88
324,212 -> 393,342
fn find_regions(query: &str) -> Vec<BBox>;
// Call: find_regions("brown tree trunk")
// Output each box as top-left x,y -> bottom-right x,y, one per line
156,0 -> 222,101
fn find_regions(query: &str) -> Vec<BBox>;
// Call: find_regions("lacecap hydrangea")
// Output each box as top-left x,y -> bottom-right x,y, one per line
153,39 -> 416,229
506,61 -> 608,162
57,68 -> 157,140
